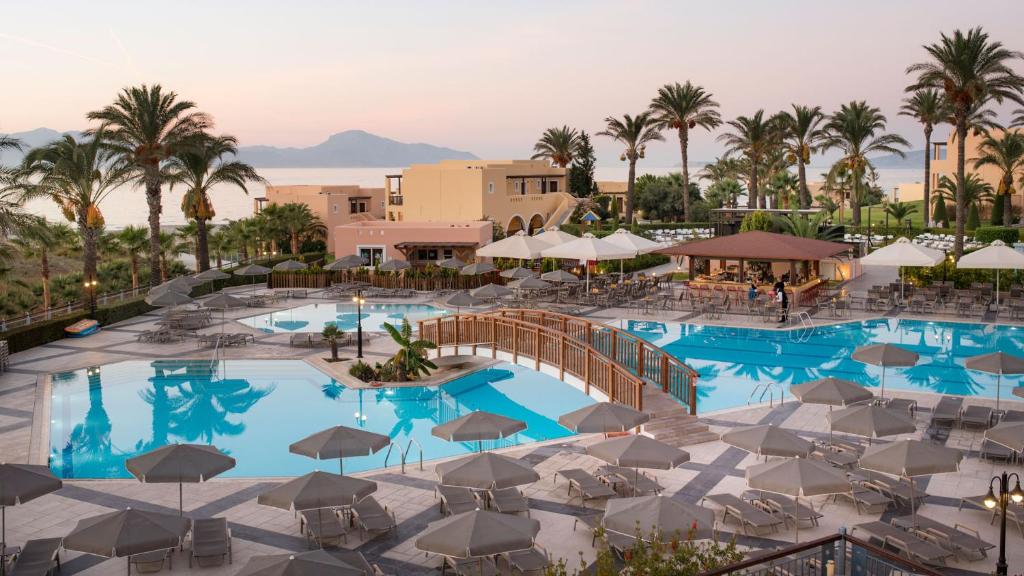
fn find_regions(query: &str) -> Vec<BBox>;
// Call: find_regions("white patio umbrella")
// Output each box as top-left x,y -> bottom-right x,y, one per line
541,233 -> 635,290
859,237 -> 944,300
476,231 -> 548,260
956,240 -> 1024,309
604,229 -> 661,275
534,226 -> 579,246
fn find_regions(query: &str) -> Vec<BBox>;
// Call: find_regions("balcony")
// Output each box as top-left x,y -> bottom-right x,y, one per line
388,195 -> 404,206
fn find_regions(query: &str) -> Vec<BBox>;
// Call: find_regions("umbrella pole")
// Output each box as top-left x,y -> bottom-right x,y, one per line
795,495 -> 800,543
909,476 -> 916,527
634,467 -> 639,497
179,481 -> 183,516
880,368 -> 886,400
997,372 -> 1002,414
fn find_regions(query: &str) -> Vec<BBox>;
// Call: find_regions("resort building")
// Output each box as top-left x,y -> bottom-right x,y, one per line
384,160 -> 576,235
332,219 -> 492,266
256,185 -> 386,247
596,181 -> 628,214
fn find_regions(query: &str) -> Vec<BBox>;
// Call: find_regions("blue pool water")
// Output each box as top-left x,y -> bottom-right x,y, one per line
616,318 -> 1024,413
238,302 -> 449,333
48,360 -> 594,479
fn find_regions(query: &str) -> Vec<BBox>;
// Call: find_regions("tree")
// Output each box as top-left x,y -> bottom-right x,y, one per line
822,101 -> 909,225
899,89 -> 948,225
774,210 -> 842,240
705,178 -> 743,209
116,225 -> 149,288
322,324 -> 344,362
698,157 -> 742,185
932,190 -> 950,227
936,174 -> 993,229
597,113 -> 663,226
543,528 -> 743,576
87,84 -> 212,285
884,201 -> 919,227
531,126 -> 581,168
206,226 -> 229,268
907,27 -> 1024,257
815,194 -> 839,216
167,133 -> 263,271
740,211 -> 773,232
224,218 -> 257,262
765,170 -> 799,210
972,131 -> 1024,226
774,105 -> 828,208
649,81 -> 722,221
11,219 -> 78,309
567,131 -> 598,196
272,203 -> 325,255
383,319 -> 437,381
718,110 -> 777,209
157,231 -> 181,281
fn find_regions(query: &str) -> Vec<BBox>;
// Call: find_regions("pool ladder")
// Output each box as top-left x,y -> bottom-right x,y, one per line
789,311 -> 815,343
208,338 -> 224,376
749,383 -> 784,407
383,438 -> 424,474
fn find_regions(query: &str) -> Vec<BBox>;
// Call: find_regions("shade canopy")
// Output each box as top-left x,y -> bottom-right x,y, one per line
432,411 -> 527,443
540,270 -> 580,283
145,290 -> 194,307
202,293 -> 246,310
956,240 -> 1024,270
257,471 -> 377,511
324,255 -> 367,271
150,277 -> 195,295
289,426 -> 391,462
858,440 -> 962,477
827,405 -> 916,439
790,378 -> 873,407
746,458 -> 850,497
0,464 -> 62,506
542,233 -> 635,261
508,277 -> 552,290
64,508 -> 190,558
234,264 -> 272,276
985,421 -> 1024,452
603,495 -> 715,541
603,228 -> 660,255
657,230 -> 850,261
234,550 -> 366,576
445,292 -> 485,308
273,259 -> 308,272
721,424 -> 813,458
415,509 -> 540,558
557,402 -> 650,434
434,452 -> 540,489
499,267 -> 535,279
438,257 -> 466,270
587,435 -> 689,470
965,352 -> 1024,375
534,226 -> 579,246
461,262 -> 497,276
859,237 -> 944,267
194,269 -> 231,281
852,344 -> 920,367
378,259 -> 411,272
470,283 -> 514,299
476,231 -> 548,260
126,444 -> 235,483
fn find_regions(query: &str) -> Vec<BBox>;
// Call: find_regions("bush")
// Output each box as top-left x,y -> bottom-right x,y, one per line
975,226 -> 1021,245
595,253 -> 669,275
966,204 -> 981,231
740,211 -> 773,232
348,360 -> 376,382
3,298 -> 156,353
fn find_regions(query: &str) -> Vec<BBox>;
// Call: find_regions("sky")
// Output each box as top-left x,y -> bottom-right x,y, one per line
2,0 -> 1024,165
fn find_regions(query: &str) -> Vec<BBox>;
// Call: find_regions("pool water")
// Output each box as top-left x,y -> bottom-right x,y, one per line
616,318 -> 1024,413
238,302 -> 449,333
48,360 -> 594,479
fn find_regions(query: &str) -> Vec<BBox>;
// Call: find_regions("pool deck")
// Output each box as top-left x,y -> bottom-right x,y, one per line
1,280 -> 1023,574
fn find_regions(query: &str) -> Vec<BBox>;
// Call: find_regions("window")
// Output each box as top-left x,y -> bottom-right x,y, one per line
416,249 -> 439,261
350,200 -> 368,214
549,180 -> 558,193
443,249 -> 453,260
358,247 -> 384,266
514,181 -> 521,194
487,182 -> 494,194
332,204 -> 339,214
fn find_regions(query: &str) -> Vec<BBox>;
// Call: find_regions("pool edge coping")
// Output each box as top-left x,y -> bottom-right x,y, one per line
29,372 -> 51,466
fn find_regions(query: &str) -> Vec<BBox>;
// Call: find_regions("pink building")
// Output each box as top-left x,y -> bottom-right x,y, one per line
333,220 -> 493,266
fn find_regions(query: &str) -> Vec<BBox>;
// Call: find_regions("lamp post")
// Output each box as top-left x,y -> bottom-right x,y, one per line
942,252 -> 953,283
867,204 -> 873,249
352,289 -> 365,359
882,197 -> 889,239
83,277 -> 98,318
984,471 -> 1024,575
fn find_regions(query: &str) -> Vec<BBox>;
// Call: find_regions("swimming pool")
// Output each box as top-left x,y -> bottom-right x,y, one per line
615,318 -> 1024,413
48,360 -> 593,479
238,302 -> 449,333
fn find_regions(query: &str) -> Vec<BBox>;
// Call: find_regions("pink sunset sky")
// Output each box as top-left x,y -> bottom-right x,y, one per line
1,0 -> 1022,165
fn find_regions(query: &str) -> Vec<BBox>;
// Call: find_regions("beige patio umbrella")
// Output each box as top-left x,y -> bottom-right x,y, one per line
985,421 -> 1024,452
476,230 -> 548,260
588,435 -> 689,496
603,228 -> 661,275
461,262 -> 497,276
193,268 -> 231,282
434,452 -> 540,490
541,233 -> 635,291
746,458 -> 850,542
851,343 -> 919,399
790,377 -> 873,407
859,440 -> 963,526
145,289 -> 194,307
378,259 -> 411,272
432,410 -> 527,452
721,424 -> 813,459
234,549 -> 367,576
149,277 -> 194,295
508,277 -> 552,290
470,283 -> 513,300
438,257 -> 466,270
965,351 -> 1024,413
64,508 -> 190,565
540,269 -> 580,283
289,425 -> 391,475
0,464 -> 62,557
258,471 -> 377,549
125,444 -> 236,515
445,291 -> 485,314
956,240 -> 1024,309
603,494 -> 716,542
415,508 -> 540,560
534,226 -> 579,246
500,267 -> 535,279
827,404 -> 916,443
859,237 -> 944,300
558,402 -> 650,435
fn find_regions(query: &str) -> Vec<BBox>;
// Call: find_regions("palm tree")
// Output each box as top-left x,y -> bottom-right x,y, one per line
87,84 -> 212,285
884,201 -> 919,227
530,126 -> 581,168
935,174 -> 994,227
206,226 -> 229,268
697,157 -> 742,185
822,101 -> 909,225
774,105 -> 828,209
899,89 -> 948,225
765,170 -> 799,210
597,113 -> 663,225
649,82 -> 722,221
774,210 -> 841,240
20,133 -> 130,292
11,219 -> 78,309
166,134 -> 263,271
323,324 -> 344,362
718,110 -> 777,209
0,137 -> 31,241
384,318 -> 437,381
224,219 -> 257,262
157,231 -> 182,281
907,27 -> 1024,257
972,131 -> 1024,225
274,203 -> 324,255
116,225 -> 149,288
176,221 -> 199,262
253,204 -> 286,255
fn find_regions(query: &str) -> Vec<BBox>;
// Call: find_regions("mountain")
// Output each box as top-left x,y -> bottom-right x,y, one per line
236,130 -> 478,167
869,149 -> 925,169
0,128 -> 84,163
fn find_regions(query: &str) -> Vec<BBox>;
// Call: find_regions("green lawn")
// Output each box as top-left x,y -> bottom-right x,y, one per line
832,200 -> 927,228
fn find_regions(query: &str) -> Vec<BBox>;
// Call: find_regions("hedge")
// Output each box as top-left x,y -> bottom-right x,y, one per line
974,227 -> 1022,245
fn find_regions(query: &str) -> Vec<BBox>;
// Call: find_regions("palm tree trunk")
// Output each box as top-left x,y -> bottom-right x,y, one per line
954,119 -> 967,259
129,255 -> 139,289
290,233 -> 300,255
80,221 -> 99,300
850,172 -> 862,226
160,255 -> 168,282
748,165 -> 758,209
145,169 -> 163,287
797,158 -> 809,209
923,125 -> 932,226
41,251 -> 51,310
625,159 -> 636,226
196,218 -> 211,272
1004,175 -> 1014,226
679,128 -> 691,222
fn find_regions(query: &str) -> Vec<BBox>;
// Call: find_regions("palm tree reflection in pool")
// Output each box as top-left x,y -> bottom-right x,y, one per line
61,366 -> 116,477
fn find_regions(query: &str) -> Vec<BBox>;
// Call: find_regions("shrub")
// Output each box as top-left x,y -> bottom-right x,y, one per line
740,211 -> 773,232
966,204 -> 981,231
975,226 -> 1021,245
3,298 -> 156,353
991,195 -> 1005,225
348,360 -> 376,382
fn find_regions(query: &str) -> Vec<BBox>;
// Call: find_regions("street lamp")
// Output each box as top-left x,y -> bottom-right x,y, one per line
83,277 -> 98,318
352,290 -> 365,359
984,471 -> 1024,575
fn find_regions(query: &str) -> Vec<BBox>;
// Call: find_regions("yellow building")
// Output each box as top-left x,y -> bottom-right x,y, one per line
256,185 -> 385,250
596,181 -> 628,214
385,160 -> 576,235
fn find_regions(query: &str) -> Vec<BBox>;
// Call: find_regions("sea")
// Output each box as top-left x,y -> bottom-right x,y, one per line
21,166 -> 923,230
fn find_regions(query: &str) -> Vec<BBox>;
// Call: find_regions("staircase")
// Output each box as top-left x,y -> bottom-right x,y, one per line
543,193 -> 579,229
641,385 -> 718,446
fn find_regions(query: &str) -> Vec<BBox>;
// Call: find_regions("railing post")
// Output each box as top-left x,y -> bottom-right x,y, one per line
534,328 -> 541,371
607,364 -> 615,402
584,352 -> 590,395
637,342 -> 645,378
688,373 -> 698,415
558,335 -> 565,380
491,317 -> 497,359
454,316 -> 460,356
611,333 -> 618,364
512,325 -> 519,363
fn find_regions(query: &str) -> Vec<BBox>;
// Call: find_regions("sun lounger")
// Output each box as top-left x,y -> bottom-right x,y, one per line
813,446 -> 859,469
747,492 -> 823,528
189,517 -> 231,567
352,496 -> 397,537
488,487 -> 529,516
981,439 -> 1015,462
851,521 -> 952,566
445,556 -> 499,576
892,514 -> 993,561
499,547 -> 550,576
299,508 -> 347,548
859,476 -> 927,507
289,333 -> 313,347
960,405 -> 994,429
703,493 -> 784,535
930,396 -> 963,427
555,469 -> 616,503
9,538 -> 62,576
1003,410 -> 1024,423
884,398 -> 918,417
435,484 -> 478,516
129,548 -> 173,573
596,465 -> 663,496
959,494 -> 1024,536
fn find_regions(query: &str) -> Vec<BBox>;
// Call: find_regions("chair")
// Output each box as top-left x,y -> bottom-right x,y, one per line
860,476 -> 927,508
596,465 -> 663,496
892,514 -> 993,561
488,487 -> 529,516
8,538 -> 62,576
981,439 -> 1015,462
189,517 -> 232,567
300,508 -> 348,548
884,398 -> 917,418
960,494 -> 1024,536
499,547 -> 550,576
930,396 -> 963,427
555,469 -> 616,504
444,556 -> 499,576
703,493 -> 784,535
128,549 -> 173,574
960,405 -> 994,429
749,493 -> 822,528
352,496 -> 397,537
851,521 -> 953,566
833,488 -> 893,514
436,485 -> 478,516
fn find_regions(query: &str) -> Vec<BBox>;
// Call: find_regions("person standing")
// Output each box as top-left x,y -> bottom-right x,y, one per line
774,280 -> 789,323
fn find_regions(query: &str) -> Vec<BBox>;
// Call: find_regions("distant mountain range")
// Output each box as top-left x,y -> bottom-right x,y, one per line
0,128 -> 478,168
868,149 -> 925,169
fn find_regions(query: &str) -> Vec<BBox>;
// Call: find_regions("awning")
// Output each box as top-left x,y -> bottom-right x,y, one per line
657,231 -> 851,261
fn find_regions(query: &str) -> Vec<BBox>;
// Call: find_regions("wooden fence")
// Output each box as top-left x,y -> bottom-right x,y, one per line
269,270 -> 505,291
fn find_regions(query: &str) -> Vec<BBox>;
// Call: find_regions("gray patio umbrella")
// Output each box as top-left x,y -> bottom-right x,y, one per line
258,471 -> 377,549
470,283 -> 513,300
193,268 -> 231,281
445,291 -> 484,313
851,344 -> 919,399
432,410 -> 526,452
235,263 -> 272,294
461,262 -> 497,276
859,440 -> 963,526
438,257 -> 466,270
826,404 -> 916,442
0,464 -> 62,554
234,549 -> 366,576
273,259 -> 308,272
588,435 -> 690,496
509,277 -> 552,290
415,509 -> 540,558
434,452 -> 540,490
64,508 -> 190,559
500,267 -> 535,280
540,269 -> 580,283
149,276 -> 195,295
289,425 -> 391,474
324,254 -> 366,271
378,259 -> 411,272
145,290 -> 194,307
603,495 -> 715,542
721,424 -> 813,459
125,444 -> 236,515
965,352 -> 1024,413
985,421 -> 1024,452
558,402 -> 650,435
790,377 -> 873,407
202,292 -> 247,333
746,458 -> 850,542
